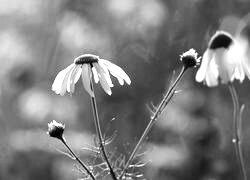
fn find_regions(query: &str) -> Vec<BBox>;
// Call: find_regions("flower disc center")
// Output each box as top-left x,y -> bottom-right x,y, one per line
74,54 -> 99,65
209,32 -> 233,49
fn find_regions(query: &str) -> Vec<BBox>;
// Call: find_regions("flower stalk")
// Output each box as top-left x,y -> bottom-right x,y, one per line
60,137 -> 96,180
119,66 -> 187,179
89,76 -> 118,180
47,120 -> 95,179
228,83 -> 247,180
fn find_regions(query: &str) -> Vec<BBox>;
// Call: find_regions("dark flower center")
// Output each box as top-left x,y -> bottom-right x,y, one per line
48,124 -> 64,139
209,31 -> 233,49
74,54 -> 99,65
181,55 -> 198,68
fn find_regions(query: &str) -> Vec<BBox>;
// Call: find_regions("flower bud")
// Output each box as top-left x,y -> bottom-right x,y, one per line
47,120 -> 65,140
180,48 -> 200,68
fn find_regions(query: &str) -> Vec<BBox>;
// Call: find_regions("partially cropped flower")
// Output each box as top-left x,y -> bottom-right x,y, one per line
196,31 -> 250,87
180,48 -> 201,68
47,120 -> 65,140
52,54 -> 131,96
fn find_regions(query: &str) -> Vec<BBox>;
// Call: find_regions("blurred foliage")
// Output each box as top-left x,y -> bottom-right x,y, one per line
1,0 -> 250,179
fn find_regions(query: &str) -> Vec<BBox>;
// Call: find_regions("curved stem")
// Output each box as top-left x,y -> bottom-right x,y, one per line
60,137 -> 96,180
119,66 -> 187,179
228,83 -> 247,180
89,78 -> 117,180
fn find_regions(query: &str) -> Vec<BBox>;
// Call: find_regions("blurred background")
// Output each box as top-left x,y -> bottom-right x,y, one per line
1,0 -> 250,179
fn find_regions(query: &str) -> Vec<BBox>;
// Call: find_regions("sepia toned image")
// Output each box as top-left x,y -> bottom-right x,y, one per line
0,0 -> 250,180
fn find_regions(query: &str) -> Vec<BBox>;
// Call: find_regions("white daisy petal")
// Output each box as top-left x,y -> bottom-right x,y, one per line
74,66 -> 82,83
52,63 -> 75,96
233,36 -> 249,81
81,64 -> 94,97
93,63 -> 112,95
195,50 -> 212,82
233,65 -> 245,82
242,56 -> 250,79
69,65 -> 82,94
52,70 -> 67,94
60,64 -> 75,96
214,49 -> 232,83
205,58 -> 219,87
117,76 -> 125,85
92,67 -> 99,83
52,63 -> 75,94
100,59 -> 131,85
97,61 -> 114,87
67,65 -> 78,93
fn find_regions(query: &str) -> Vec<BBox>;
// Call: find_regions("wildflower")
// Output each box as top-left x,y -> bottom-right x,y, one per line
180,48 -> 200,68
195,31 -> 250,87
47,120 -> 65,140
52,54 -> 131,96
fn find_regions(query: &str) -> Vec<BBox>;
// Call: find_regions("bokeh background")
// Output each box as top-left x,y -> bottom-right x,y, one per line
1,0 -> 250,179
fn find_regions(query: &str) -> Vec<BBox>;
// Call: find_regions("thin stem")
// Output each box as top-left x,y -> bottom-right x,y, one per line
119,66 -> 187,180
228,83 -> 247,180
60,137 -> 96,180
89,78 -> 118,180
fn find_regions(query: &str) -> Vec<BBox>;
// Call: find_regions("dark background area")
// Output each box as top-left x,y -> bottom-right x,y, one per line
0,0 -> 250,179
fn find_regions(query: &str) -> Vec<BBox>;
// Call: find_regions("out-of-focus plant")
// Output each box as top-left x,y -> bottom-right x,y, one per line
196,30 -> 250,180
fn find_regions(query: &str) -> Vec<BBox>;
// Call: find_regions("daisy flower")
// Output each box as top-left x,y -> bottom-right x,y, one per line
52,54 -> 131,96
195,31 -> 250,87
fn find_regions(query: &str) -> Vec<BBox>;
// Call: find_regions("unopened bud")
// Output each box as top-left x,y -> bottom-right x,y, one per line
47,120 -> 65,140
180,48 -> 200,68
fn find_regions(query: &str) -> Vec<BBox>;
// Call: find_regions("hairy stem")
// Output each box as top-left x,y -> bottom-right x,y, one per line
60,137 -> 96,180
90,78 -> 117,180
119,66 -> 187,179
228,83 -> 247,180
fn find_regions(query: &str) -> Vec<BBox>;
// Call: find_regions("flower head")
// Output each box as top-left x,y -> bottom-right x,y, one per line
196,31 -> 250,87
52,54 -> 131,96
47,120 -> 65,140
180,48 -> 201,68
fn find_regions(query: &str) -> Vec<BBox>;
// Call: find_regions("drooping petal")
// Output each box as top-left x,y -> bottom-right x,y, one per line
74,65 -> 82,83
233,64 -> 245,82
68,65 -> 82,94
115,75 -> 125,85
67,65 -> 77,93
60,65 -> 75,96
100,59 -> 131,85
214,49 -> 232,84
52,63 -> 75,95
98,61 -> 114,87
52,70 -> 68,94
242,60 -> 250,80
92,66 -> 99,83
230,36 -> 249,82
195,50 -> 212,83
81,64 -> 94,97
93,63 -> 112,95
241,44 -> 250,79
205,58 -> 219,87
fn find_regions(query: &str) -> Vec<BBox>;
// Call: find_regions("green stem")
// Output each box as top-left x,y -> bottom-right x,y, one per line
228,83 -> 247,180
119,66 -> 187,180
60,137 -> 96,180
89,78 -> 117,180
